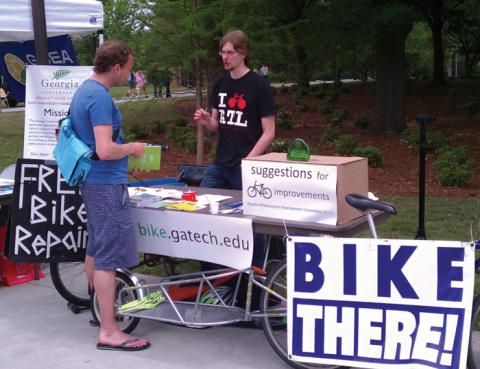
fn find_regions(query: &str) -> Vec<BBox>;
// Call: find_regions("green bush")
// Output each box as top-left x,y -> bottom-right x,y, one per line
297,101 -> 309,112
433,146 -> 475,187
321,126 -> 341,143
183,132 -> 197,153
400,128 -> 447,152
172,117 -> 189,127
125,124 -> 150,140
151,121 -> 166,134
278,110 -> 294,130
314,89 -> 326,99
333,134 -> 358,155
400,128 -> 417,148
353,145 -> 383,167
270,138 -> 292,153
335,107 -> 349,122
319,100 -> 334,115
326,115 -> 342,127
353,115 -> 370,129
165,126 -> 191,145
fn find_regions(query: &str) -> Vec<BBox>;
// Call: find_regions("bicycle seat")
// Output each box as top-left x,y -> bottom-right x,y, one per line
345,193 -> 396,215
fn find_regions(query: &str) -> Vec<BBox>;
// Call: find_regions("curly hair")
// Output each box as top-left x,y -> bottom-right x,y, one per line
93,41 -> 133,74
219,29 -> 249,65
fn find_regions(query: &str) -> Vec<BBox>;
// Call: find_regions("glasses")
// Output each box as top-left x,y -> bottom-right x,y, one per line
218,50 -> 237,57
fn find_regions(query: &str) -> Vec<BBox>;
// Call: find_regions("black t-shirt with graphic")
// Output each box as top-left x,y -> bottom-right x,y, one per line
209,70 -> 276,168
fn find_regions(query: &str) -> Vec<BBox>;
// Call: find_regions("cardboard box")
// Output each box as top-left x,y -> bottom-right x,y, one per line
242,153 -> 368,225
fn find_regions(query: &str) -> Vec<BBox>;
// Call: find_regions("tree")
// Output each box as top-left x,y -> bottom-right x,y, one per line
445,0 -> 480,77
408,0 -> 466,84
372,2 -> 414,133
264,0 -> 319,89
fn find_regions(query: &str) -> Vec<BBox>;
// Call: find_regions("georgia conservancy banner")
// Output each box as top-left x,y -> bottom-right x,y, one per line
287,237 -> 474,369
23,65 -> 92,160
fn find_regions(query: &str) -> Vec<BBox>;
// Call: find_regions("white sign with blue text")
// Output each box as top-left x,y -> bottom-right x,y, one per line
287,237 -> 474,369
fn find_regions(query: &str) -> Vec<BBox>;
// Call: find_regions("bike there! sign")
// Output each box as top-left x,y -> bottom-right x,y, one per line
287,237 -> 474,369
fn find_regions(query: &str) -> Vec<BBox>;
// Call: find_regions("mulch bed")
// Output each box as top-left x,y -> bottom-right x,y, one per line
134,81 -> 479,198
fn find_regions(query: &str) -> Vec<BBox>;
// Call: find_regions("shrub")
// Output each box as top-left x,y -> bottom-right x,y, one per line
333,134 -> 358,155
335,107 -> 349,122
151,121 -> 166,134
400,128 -> 417,148
319,100 -> 334,115
165,126 -> 191,145
125,124 -> 150,140
321,126 -> 341,143
183,132 -> 197,153
433,145 -> 475,187
314,89 -> 326,99
278,117 -> 293,130
327,115 -> 342,127
297,101 -> 309,112
277,111 -> 294,130
270,138 -> 292,153
353,146 -> 383,167
400,128 -> 447,152
172,117 -> 189,127
353,115 -> 370,129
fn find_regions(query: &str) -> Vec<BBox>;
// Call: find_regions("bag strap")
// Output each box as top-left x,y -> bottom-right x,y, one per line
60,107 -> 121,161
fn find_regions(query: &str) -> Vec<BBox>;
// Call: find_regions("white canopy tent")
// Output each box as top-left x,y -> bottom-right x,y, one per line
0,0 -> 103,42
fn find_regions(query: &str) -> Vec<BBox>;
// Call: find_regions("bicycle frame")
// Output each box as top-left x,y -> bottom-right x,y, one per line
116,266 -> 279,327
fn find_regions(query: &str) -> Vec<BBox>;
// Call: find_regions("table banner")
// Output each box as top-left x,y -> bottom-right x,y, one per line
287,237 -> 474,369
8,159 -> 86,262
132,208 -> 254,270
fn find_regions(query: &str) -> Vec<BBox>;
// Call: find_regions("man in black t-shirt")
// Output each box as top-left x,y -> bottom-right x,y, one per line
194,29 -> 276,190
193,29 -> 276,268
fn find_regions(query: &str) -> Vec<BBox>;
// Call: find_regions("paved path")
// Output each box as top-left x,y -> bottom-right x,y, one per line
0,267 -> 306,369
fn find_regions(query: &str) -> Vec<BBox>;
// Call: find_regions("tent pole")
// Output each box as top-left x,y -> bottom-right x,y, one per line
31,0 -> 48,65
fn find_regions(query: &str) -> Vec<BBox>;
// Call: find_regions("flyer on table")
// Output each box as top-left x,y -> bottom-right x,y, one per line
24,65 -> 93,160
287,237 -> 474,369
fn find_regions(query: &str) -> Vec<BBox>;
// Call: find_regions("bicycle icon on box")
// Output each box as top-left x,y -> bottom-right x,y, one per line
247,181 -> 272,199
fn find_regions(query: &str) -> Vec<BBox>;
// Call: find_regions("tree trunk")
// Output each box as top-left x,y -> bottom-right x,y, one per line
293,30 -> 310,90
191,0 -> 204,164
372,30 -> 409,134
430,0 -> 446,84
194,57 -> 205,165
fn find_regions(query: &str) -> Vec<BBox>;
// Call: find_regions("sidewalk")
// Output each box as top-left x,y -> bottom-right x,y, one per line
0,268 -> 300,369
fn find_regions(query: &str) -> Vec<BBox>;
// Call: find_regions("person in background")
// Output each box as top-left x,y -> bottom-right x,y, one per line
260,64 -> 269,82
193,29 -> 276,267
70,41 -> 150,352
135,70 -> 147,97
127,70 -> 136,98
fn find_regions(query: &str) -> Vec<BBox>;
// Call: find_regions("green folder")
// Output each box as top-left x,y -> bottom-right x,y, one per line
128,145 -> 161,170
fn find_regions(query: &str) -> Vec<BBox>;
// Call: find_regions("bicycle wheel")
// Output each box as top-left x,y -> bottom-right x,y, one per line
260,259 -> 347,369
90,270 -> 140,334
263,187 -> 272,199
468,295 -> 480,369
50,262 -> 90,307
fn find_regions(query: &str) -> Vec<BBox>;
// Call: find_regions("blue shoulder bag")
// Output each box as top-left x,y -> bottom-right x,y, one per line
53,116 -> 96,187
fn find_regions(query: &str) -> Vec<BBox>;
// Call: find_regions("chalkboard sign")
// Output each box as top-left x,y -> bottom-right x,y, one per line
8,159 -> 87,262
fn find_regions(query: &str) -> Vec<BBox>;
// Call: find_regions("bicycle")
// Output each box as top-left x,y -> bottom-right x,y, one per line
247,180 -> 272,199
49,253 -> 189,313
89,193 -> 396,369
